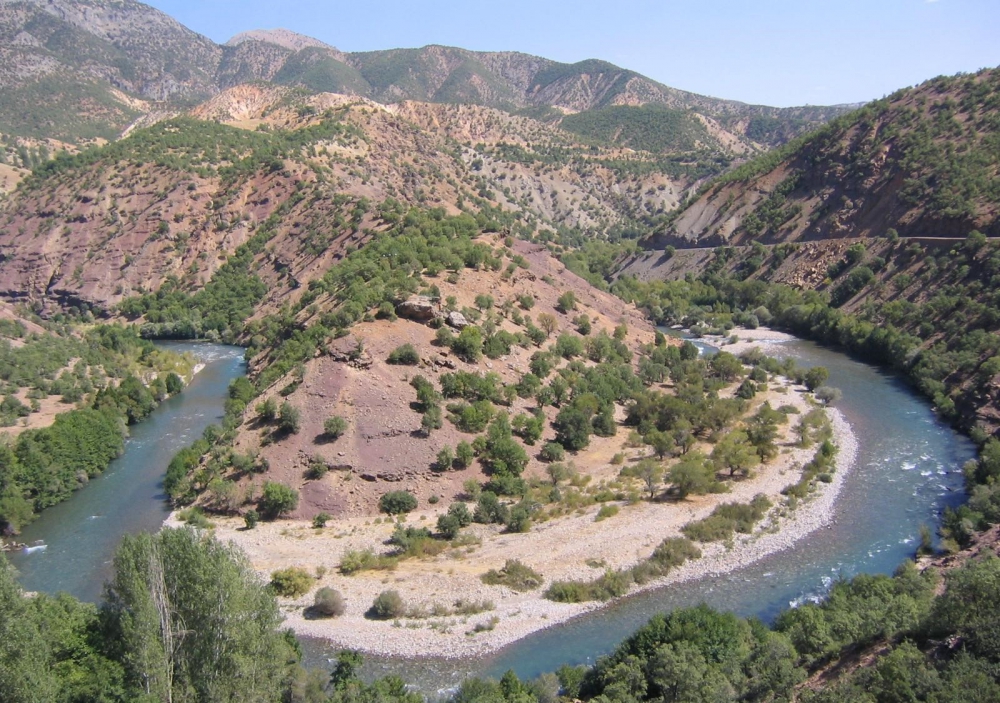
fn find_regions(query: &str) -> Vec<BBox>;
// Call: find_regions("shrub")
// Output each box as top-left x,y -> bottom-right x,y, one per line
540,441 -> 565,462
595,504 -> 619,521
324,415 -> 348,439
387,343 -> 420,365
270,567 -> 313,597
481,559 -> 544,592
177,507 -> 212,529
256,397 -> 277,421
278,401 -> 301,434
370,590 -> 406,619
313,587 -> 346,617
340,549 -> 398,575
243,509 -> 259,529
650,537 -> 702,569
313,512 -> 332,528
258,481 -> 299,520
379,490 -> 418,515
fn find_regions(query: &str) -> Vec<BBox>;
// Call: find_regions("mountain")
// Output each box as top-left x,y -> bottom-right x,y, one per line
0,0 -> 848,146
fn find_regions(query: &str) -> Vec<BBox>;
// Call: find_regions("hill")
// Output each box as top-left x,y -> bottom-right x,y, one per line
645,68 -> 1000,250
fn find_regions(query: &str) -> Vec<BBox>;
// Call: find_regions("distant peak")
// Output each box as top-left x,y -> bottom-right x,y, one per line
226,28 -> 338,53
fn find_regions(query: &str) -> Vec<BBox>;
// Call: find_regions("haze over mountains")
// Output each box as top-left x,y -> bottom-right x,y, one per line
0,0 -> 848,145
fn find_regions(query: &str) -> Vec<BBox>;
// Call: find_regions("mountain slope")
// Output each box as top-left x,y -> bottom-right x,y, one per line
0,87 -> 700,312
644,68 -> 1000,251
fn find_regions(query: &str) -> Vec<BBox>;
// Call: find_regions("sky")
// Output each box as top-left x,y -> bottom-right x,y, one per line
145,0 -> 1000,108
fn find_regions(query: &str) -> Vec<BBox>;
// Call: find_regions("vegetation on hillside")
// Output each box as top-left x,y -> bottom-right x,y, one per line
0,321 -> 192,533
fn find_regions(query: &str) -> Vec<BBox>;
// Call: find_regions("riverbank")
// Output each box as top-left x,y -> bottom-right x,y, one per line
196,355 -> 859,659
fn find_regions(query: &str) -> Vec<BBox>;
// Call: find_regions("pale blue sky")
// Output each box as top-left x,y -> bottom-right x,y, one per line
147,0 -> 999,108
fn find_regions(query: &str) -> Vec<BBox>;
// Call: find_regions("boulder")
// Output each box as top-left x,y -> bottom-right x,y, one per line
446,311 -> 470,329
396,295 -> 438,321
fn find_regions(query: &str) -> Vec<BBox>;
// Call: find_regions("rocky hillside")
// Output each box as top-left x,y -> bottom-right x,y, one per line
205,233 -> 659,519
0,0 -> 847,145
645,68 -> 1000,251
0,86 -> 716,312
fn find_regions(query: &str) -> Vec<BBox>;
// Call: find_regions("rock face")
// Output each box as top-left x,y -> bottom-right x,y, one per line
396,296 -> 438,321
445,311 -> 470,329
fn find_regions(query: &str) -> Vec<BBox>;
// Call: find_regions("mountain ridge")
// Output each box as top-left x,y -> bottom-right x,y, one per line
0,0 -> 850,144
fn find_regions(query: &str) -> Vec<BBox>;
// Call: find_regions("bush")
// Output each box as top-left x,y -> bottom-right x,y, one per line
313,512 -> 332,528
370,590 -> 406,619
455,440 -> 475,468
324,415 -> 348,439
256,397 -> 277,421
815,386 -> 842,405
270,567 -> 313,597
339,549 -> 398,575
243,509 -> 259,529
481,559 -> 544,592
379,490 -> 418,515
313,587 -> 346,617
595,505 -> 619,521
278,401 -> 301,434
540,442 -> 565,462
387,343 -> 420,365
258,481 -> 299,520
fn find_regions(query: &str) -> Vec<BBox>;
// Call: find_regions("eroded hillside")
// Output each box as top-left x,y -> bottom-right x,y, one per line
647,68 -> 1000,251
0,88 -> 719,312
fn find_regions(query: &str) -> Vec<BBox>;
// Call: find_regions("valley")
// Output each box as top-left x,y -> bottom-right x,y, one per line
0,1 -> 998,701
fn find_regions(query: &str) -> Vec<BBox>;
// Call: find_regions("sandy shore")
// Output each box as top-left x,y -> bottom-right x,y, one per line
175,335 -> 859,659
698,327 -> 801,358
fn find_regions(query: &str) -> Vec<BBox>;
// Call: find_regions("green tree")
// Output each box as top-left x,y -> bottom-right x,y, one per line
379,491 -> 418,515
625,458 -> 664,499
669,452 -> 718,499
258,481 -> 299,519
101,528 -> 290,702
804,366 -> 830,391
452,326 -> 483,363
554,406 -> 592,451
557,291 -> 577,313
278,401 -> 301,434
0,554 -> 58,702
712,431 -> 760,478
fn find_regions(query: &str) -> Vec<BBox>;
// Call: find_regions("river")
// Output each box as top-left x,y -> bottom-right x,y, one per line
305,333 -> 976,691
6,337 -> 975,693
7,342 -> 245,602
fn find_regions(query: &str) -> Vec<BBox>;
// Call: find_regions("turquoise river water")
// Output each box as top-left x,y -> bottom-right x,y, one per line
6,337 -> 976,694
